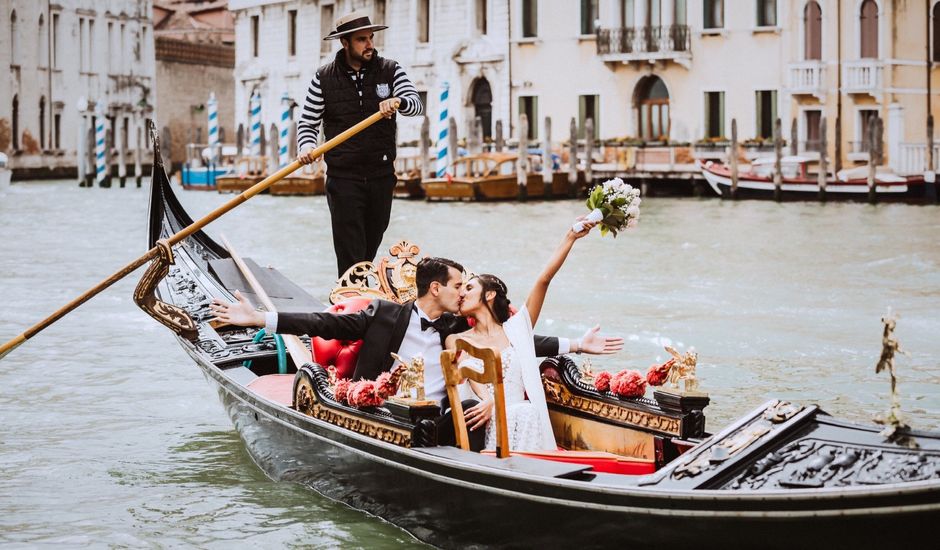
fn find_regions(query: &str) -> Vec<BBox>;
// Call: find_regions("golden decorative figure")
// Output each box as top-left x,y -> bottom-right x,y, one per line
664,346 -> 702,395
873,313 -> 916,447
389,352 -> 426,401
578,359 -> 595,384
330,241 -> 421,304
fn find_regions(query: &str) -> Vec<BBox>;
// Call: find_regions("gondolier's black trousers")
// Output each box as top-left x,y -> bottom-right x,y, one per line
325,173 -> 397,276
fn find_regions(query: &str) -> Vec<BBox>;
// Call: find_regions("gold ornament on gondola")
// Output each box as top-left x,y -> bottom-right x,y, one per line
389,352 -> 426,401
330,241 -> 421,304
664,346 -> 702,395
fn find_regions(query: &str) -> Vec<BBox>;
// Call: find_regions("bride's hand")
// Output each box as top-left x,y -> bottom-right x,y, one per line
464,399 -> 494,431
568,217 -> 597,240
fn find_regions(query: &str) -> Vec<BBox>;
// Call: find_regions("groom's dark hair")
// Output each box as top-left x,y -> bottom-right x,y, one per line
416,257 -> 464,297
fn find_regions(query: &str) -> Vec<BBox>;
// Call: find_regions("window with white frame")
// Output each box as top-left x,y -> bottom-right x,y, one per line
580,0 -> 598,35
803,109 -> 822,152
475,0 -> 488,35
418,0 -> 430,43
522,0 -> 538,38
703,0 -> 723,30
755,90 -> 777,139
704,91 -> 725,138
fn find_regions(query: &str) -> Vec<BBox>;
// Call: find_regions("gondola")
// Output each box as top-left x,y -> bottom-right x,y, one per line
142,134 -> 940,549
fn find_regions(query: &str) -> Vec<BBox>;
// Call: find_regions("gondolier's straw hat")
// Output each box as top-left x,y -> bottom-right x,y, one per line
324,11 -> 388,40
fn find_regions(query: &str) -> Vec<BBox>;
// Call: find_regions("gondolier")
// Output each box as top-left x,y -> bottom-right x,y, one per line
297,11 -> 424,276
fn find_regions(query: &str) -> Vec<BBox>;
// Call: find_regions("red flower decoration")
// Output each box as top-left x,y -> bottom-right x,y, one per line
646,358 -> 675,387
334,379 -> 351,404
611,369 -> 647,398
376,371 -> 398,398
593,371 -> 612,392
347,381 -> 383,408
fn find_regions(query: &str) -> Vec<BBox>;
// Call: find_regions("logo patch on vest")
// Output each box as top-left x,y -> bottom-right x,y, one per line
376,83 -> 391,99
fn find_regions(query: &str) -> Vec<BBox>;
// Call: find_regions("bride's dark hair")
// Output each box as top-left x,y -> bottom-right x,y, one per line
474,274 -> 511,323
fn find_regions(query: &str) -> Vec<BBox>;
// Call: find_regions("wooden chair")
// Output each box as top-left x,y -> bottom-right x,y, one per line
440,338 -> 511,458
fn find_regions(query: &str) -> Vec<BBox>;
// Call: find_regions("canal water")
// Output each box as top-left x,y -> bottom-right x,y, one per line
1,180 -> 938,547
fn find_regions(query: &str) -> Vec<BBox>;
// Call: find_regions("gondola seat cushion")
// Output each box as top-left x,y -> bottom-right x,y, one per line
482,449 -> 655,475
310,297 -> 373,380
247,374 -> 295,407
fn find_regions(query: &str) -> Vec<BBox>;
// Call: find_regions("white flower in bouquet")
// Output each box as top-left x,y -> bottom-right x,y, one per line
573,177 -> 641,237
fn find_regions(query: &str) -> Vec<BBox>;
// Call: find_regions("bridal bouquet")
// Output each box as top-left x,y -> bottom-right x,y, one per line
573,177 -> 641,237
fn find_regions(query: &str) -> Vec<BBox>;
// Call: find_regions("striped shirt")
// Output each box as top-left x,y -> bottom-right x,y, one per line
297,61 -> 423,152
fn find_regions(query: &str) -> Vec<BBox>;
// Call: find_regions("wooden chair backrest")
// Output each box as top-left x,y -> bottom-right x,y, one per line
440,338 -> 510,458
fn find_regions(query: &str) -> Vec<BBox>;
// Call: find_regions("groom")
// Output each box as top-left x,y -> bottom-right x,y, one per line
210,256 -> 622,447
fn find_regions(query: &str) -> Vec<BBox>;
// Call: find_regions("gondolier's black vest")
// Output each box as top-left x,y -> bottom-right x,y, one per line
319,49 -> 397,179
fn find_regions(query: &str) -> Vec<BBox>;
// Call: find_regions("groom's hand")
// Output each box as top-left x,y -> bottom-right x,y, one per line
210,290 -> 265,327
580,325 -> 624,355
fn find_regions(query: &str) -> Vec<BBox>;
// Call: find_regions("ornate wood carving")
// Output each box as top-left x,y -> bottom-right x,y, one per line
544,379 -> 682,437
330,240 -> 421,304
293,366 -> 415,447
134,239 -> 198,340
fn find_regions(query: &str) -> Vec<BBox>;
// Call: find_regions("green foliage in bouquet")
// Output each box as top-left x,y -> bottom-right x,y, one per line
585,185 -> 629,237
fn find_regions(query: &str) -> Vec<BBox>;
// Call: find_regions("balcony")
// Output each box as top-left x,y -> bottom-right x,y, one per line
597,25 -> 691,68
788,61 -> 826,99
843,60 -> 884,97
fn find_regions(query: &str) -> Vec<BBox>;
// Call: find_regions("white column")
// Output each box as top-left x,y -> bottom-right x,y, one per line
635,0 -> 647,51
887,102 -> 903,172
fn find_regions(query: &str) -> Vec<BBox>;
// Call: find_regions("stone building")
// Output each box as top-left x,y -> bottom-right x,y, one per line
154,0 -> 235,167
0,0 -> 156,179
510,0 -> 939,175
229,0 -> 506,150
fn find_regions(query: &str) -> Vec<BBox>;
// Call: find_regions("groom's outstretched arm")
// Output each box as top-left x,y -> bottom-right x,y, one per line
276,299 -> 382,340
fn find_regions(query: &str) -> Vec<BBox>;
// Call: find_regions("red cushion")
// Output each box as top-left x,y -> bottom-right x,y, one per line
311,297 -> 373,380
247,374 -> 295,407
482,449 -> 656,475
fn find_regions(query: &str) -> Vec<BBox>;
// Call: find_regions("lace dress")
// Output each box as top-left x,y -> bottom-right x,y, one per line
460,347 -> 553,452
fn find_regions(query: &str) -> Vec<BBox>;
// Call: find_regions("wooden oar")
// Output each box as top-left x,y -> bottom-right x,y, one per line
0,111 -> 385,359
218,234 -> 311,369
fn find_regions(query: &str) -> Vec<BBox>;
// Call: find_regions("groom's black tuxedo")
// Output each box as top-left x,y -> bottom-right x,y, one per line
277,298 -> 560,381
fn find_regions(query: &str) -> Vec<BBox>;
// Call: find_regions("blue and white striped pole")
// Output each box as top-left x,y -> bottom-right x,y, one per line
207,92 -> 219,162
94,100 -> 107,186
250,91 -> 262,157
279,92 -> 290,167
435,82 -> 450,177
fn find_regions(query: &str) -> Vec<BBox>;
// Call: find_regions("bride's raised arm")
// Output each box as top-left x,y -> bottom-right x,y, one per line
524,221 -> 595,326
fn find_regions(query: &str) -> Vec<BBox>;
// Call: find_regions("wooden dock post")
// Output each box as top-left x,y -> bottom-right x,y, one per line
584,118 -> 594,187
236,123 -> 244,160
517,113 -> 529,201
134,123 -> 143,188
420,116 -> 430,179
448,117 -> 458,170
542,116 -> 553,197
773,117 -> 782,202
730,118 -> 739,200
568,117 -> 578,197
928,115 -> 937,202
495,119 -> 504,152
117,121 -> 127,188
867,114 -> 881,204
818,116 -> 828,202
790,118 -> 798,156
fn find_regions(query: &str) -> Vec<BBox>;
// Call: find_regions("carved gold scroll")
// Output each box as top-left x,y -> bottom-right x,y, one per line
133,239 -> 198,340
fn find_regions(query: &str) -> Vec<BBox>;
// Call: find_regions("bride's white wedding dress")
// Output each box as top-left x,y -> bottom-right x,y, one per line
458,306 -> 557,452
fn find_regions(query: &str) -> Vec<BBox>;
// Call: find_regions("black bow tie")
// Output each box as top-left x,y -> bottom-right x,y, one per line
420,316 -> 448,333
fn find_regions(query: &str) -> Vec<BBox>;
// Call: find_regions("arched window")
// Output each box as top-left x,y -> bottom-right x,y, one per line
860,0 -> 878,58
932,3 -> 940,61
635,75 -> 670,141
39,96 -> 46,150
12,95 -> 19,150
803,1 -> 822,60
471,78 -> 493,140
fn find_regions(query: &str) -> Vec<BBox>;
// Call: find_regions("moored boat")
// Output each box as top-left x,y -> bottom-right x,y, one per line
0,152 -> 11,192
142,135 -> 940,548
181,143 -> 236,191
422,152 -> 570,201
701,156 -> 930,202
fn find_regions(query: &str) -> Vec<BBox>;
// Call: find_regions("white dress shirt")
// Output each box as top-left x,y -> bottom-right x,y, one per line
396,304 -> 447,404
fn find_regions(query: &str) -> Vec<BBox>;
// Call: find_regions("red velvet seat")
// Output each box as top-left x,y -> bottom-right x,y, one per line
310,297 -> 373,380
482,449 -> 656,475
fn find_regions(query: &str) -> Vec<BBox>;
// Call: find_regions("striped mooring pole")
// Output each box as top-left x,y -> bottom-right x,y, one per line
94,100 -> 107,187
207,92 -> 219,162
435,82 -> 450,177
279,92 -> 291,168
250,91 -> 262,157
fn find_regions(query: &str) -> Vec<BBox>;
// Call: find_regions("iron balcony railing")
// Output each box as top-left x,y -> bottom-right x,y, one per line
597,25 -> 691,56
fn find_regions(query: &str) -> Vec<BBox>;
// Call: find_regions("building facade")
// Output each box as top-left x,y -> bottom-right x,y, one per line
154,0 -> 235,166
510,0 -> 939,175
229,0 -> 507,152
1,0 -> 156,178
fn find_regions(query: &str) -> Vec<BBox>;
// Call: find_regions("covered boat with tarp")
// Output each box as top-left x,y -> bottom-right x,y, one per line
140,131 -> 940,549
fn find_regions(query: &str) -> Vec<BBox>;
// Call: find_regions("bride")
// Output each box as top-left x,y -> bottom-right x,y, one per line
444,219 -> 597,452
